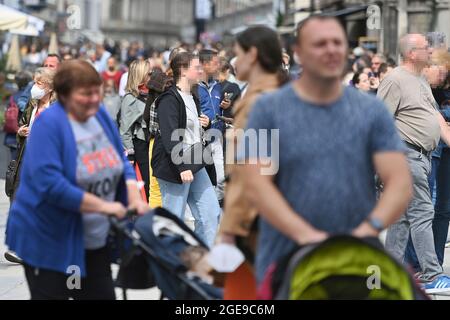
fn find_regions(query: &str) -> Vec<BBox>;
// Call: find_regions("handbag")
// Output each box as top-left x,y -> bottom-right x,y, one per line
5,160 -> 18,197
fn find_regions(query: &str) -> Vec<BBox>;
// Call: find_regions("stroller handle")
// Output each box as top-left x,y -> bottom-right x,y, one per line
109,209 -> 138,226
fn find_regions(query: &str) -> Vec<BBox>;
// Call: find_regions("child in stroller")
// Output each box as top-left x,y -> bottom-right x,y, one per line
109,207 -> 223,300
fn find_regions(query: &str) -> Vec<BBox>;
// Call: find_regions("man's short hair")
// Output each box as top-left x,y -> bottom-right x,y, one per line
199,49 -> 218,65
46,53 -> 61,62
372,53 -> 386,62
295,15 -> 346,45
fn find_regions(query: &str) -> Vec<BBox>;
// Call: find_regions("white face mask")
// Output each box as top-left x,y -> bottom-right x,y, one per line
31,84 -> 47,100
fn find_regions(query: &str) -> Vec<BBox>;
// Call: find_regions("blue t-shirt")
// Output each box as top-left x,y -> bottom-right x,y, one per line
243,84 -> 405,283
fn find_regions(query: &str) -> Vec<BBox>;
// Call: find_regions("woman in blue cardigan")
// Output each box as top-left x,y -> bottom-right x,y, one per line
5,60 -> 149,300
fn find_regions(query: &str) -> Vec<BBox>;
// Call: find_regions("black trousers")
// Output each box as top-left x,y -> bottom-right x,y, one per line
24,246 -> 116,300
133,138 -> 150,200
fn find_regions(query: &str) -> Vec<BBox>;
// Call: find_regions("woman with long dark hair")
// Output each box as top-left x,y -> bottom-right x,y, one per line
218,25 -> 289,299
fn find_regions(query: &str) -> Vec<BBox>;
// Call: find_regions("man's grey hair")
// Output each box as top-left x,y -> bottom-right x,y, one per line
398,33 -> 426,59
373,53 -> 386,62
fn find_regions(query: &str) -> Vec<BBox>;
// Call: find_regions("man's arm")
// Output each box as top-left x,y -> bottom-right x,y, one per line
377,79 -> 401,115
238,162 -> 328,245
198,86 -> 215,121
437,112 -> 450,147
353,152 -> 412,237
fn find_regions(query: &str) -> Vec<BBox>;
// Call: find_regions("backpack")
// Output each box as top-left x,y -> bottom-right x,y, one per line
3,96 -> 19,134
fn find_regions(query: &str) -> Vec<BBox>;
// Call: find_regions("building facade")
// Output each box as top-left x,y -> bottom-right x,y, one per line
100,0 -> 195,47
206,0 -> 275,36
282,0 -> 450,59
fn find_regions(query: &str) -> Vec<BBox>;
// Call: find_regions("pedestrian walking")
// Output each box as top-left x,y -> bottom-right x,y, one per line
5,60 -> 148,300
151,52 -> 221,247
238,16 -> 412,287
378,34 -> 450,293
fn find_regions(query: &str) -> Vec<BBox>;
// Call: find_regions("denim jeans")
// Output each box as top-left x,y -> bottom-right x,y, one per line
385,149 -> 443,281
405,149 -> 450,271
157,168 -> 221,248
210,138 -> 225,201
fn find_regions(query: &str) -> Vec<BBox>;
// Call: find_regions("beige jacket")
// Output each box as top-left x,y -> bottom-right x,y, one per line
220,74 -> 280,237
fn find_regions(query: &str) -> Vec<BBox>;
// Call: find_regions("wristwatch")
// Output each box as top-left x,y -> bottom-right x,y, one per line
366,217 -> 384,232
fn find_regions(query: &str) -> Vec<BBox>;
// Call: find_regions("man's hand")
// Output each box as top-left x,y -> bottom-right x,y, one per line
352,221 -> 379,238
296,227 -> 329,246
180,170 -> 194,183
220,99 -> 231,110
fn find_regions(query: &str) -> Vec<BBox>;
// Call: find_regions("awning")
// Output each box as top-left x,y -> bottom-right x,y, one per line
321,5 -> 369,17
0,4 -> 45,36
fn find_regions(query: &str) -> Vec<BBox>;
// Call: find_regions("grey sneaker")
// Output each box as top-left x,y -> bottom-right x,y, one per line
4,251 -> 23,264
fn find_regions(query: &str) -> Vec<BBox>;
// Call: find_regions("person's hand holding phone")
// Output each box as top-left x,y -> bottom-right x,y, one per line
370,76 -> 380,89
220,92 -> 233,110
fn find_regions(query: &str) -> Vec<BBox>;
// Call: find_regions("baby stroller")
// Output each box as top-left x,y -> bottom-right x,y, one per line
264,235 -> 428,300
109,207 -> 223,300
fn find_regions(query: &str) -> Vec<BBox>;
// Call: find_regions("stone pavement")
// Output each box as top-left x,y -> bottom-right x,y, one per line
1,178 -> 450,300
0,179 -> 160,300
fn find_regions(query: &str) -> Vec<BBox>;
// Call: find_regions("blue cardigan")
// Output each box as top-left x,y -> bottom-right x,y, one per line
5,101 -> 136,276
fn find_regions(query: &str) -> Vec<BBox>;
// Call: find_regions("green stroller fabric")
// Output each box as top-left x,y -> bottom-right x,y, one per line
274,236 -> 426,300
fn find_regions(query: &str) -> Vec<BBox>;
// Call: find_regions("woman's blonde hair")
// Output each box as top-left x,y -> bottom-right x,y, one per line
431,48 -> 450,71
125,60 -> 151,97
34,67 -> 56,89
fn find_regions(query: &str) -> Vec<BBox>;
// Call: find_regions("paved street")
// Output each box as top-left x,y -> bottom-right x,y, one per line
0,179 -> 161,300
1,177 -> 450,300
0,132 -> 9,179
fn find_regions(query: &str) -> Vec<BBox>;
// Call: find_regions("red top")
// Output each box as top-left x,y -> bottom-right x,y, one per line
101,70 -> 123,91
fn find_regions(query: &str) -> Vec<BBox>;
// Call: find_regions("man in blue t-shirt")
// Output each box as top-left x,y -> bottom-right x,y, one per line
237,16 -> 413,283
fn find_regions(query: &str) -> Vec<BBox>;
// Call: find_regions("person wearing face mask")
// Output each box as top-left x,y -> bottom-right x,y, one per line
119,60 -> 151,199
101,56 -> 123,92
3,67 -> 57,265
11,67 -> 57,200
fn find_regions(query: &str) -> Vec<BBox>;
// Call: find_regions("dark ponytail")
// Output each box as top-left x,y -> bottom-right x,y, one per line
236,26 -> 286,85
277,66 -> 290,86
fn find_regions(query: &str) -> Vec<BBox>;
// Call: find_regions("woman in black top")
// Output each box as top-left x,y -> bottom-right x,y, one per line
151,52 -> 221,247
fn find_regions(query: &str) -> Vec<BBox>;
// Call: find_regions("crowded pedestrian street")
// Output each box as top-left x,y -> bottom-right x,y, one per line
0,0 -> 450,304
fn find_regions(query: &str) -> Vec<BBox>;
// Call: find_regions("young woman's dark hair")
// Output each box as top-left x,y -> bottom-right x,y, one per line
170,52 -> 196,83
143,68 -> 172,129
235,25 -> 289,85
378,63 -> 388,75
352,72 -> 363,86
